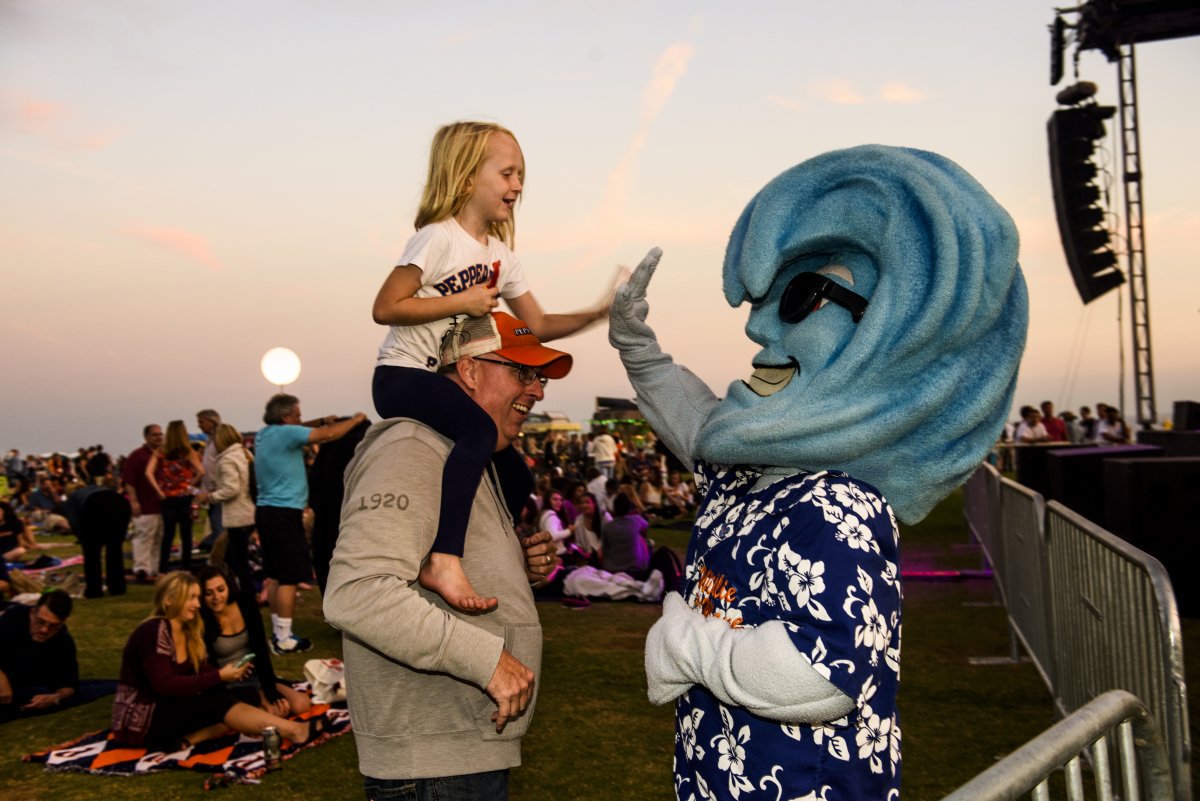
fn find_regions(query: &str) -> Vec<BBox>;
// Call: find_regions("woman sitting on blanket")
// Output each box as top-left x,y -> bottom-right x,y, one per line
569,492 -> 610,560
196,565 -> 311,719
112,571 -> 325,753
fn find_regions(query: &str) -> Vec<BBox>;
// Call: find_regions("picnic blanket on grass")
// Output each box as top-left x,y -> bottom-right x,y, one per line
8,555 -> 82,574
23,696 -> 349,783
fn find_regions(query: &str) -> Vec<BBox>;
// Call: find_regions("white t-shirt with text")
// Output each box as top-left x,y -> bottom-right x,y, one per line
376,218 -> 530,370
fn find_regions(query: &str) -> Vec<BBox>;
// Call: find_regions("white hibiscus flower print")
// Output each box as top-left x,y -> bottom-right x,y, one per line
833,482 -> 876,520
749,560 -> 788,612
773,543 -> 831,621
736,500 -> 768,539
710,707 -> 754,798
679,708 -> 706,761
887,504 -> 899,545
880,560 -> 898,587
855,598 -> 890,665
835,513 -> 878,553
696,492 -> 736,529
856,711 -> 891,774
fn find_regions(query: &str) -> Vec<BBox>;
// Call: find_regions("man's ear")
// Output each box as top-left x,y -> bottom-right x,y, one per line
455,357 -> 478,391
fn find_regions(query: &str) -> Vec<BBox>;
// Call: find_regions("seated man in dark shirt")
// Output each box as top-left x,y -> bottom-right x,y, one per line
600,493 -> 652,581
0,590 -> 80,723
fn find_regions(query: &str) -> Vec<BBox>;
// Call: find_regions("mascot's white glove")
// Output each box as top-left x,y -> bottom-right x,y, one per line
645,593 -> 855,724
609,247 -> 664,355
609,248 -> 718,466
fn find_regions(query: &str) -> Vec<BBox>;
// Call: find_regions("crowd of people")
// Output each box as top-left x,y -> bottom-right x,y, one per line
991,400 -> 1132,470
509,428 -> 696,581
1,390 -> 696,745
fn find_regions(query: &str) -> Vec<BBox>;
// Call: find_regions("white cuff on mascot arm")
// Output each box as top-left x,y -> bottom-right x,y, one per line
644,592 -> 855,724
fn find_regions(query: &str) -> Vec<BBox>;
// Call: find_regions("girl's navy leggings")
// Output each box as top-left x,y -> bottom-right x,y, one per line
372,365 -> 533,558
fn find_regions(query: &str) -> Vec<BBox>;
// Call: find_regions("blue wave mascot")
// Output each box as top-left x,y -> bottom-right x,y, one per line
610,145 -> 1028,801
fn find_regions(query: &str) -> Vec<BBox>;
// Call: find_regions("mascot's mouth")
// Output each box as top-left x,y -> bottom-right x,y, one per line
746,360 -> 798,397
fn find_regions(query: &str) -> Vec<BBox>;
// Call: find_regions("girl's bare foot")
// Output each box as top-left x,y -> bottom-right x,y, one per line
418,553 -> 498,613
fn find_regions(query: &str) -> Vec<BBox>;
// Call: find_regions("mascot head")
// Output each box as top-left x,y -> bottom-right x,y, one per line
695,145 -> 1028,524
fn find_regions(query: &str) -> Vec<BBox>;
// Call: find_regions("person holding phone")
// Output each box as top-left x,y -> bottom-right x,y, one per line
196,566 -> 311,719
112,572 -> 325,751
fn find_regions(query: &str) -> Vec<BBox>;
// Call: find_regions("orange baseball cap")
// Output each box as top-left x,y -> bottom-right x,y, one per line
440,311 -> 573,379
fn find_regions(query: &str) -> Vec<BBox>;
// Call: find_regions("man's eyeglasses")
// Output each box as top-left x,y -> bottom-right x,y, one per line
474,357 -> 550,387
778,271 -> 869,325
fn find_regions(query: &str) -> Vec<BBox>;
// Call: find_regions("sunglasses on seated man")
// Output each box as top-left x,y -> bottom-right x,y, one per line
778,270 -> 869,325
473,357 -> 551,387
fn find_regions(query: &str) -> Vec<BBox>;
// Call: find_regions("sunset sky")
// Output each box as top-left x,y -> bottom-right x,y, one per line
2,0 -> 1198,455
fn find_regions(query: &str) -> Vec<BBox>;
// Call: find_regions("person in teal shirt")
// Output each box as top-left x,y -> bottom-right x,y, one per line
254,394 -> 366,653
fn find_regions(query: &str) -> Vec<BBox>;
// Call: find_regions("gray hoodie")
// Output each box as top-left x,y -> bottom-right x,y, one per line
323,418 -> 542,781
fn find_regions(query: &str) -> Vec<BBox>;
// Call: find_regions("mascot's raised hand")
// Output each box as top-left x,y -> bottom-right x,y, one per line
609,247 -> 661,352
612,144 -> 1028,801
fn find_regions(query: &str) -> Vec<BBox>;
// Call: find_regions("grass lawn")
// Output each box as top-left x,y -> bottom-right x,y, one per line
3,492 -> 1194,800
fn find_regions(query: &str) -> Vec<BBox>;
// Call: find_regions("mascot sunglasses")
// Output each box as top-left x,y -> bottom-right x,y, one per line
779,271 -> 869,324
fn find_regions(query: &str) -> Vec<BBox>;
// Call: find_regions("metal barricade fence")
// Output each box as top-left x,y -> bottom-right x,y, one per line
1044,501 -> 1191,801
998,478 -> 1056,694
939,690 -> 1173,801
963,463 -> 1003,580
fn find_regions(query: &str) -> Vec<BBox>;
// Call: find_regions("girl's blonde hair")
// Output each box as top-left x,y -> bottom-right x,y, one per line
414,121 -> 522,249
163,420 -> 191,460
151,571 -> 207,672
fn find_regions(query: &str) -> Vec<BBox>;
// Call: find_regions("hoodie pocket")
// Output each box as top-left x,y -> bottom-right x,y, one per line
471,623 -> 543,742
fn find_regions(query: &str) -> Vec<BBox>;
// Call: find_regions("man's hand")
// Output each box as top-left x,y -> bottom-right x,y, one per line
520,530 -> 560,585
460,284 -> 501,317
268,697 -> 291,718
130,500 -> 141,517
485,649 -> 535,732
21,693 -> 59,711
0,670 -> 12,705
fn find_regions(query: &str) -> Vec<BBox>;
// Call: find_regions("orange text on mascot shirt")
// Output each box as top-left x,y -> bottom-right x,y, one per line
694,565 -> 742,629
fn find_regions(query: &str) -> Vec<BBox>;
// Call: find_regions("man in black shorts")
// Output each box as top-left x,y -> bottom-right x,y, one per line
254,394 -> 366,653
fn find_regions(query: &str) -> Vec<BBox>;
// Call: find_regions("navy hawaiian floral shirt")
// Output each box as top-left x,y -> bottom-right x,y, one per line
673,463 -> 902,801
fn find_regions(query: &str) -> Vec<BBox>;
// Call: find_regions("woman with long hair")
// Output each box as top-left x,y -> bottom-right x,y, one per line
112,571 -> 324,751
196,424 -> 256,593
537,488 -> 570,555
638,469 -> 667,516
196,566 -> 311,719
146,420 -> 204,573
569,492 -> 610,558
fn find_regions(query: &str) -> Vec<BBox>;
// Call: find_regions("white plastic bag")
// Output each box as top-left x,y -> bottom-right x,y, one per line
303,658 -> 346,704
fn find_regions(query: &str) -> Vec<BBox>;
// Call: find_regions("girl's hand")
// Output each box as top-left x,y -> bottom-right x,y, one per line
459,284 -> 501,317
593,264 -> 635,321
219,662 -> 252,683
